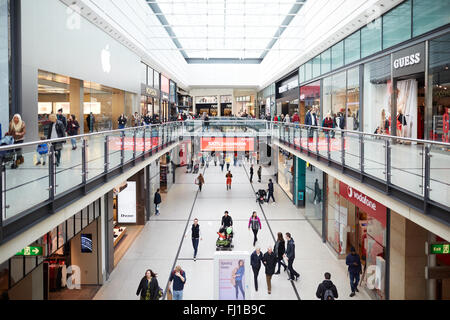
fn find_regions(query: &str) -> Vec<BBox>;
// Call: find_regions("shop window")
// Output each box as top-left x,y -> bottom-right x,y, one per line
321,49 -> 331,74
75,211 -> 82,235
428,32 -> 450,142
313,56 -> 321,78
305,165 -> 324,237
323,76 -> 332,120
58,222 -> 66,249
363,56 -> 392,134
344,30 -> 361,65
9,257 -> 24,287
331,41 -> 344,70
82,208 -> 88,229
140,63 -> 147,85
300,81 -> 321,124
66,216 -> 75,242
305,60 -> 313,81
382,0 -> 411,49
147,68 -> 154,87
153,72 -> 160,90
346,68 -> 360,131
299,64 -> 305,84
413,0 -> 450,37
331,71 -> 347,124
24,257 -> 36,275
361,18 -> 382,58
161,75 -> 170,94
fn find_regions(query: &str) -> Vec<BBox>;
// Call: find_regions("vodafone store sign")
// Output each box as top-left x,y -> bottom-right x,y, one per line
201,137 -> 255,152
339,182 -> 386,226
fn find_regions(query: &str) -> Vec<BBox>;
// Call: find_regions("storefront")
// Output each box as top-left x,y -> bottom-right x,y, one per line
300,81 -> 321,124
141,84 -> 160,118
160,150 -> 175,193
276,72 -> 299,117
257,84 -> 276,119
169,80 -> 177,119
326,177 -> 387,299
196,96 -> 219,116
161,75 -> 170,121
304,163 -> 325,238
220,95 -> 233,116
277,149 -> 294,200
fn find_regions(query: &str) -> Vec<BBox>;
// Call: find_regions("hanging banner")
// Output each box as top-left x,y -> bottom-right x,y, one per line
118,182 -> 137,223
201,137 -> 255,152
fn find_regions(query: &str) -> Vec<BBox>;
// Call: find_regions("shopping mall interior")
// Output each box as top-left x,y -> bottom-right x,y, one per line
0,0 -> 449,307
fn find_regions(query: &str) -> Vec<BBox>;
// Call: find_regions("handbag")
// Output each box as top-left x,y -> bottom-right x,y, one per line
167,288 -> 173,301
53,143 -> 63,151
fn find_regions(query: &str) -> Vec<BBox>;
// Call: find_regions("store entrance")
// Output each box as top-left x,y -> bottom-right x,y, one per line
394,73 -> 425,140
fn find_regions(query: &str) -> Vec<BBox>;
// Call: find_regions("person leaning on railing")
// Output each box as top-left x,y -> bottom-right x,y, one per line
322,113 -> 335,138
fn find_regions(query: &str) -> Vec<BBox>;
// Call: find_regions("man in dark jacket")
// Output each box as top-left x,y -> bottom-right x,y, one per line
47,114 -> 66,167
266,179 -> 275,203
346,247 -> 362,297
257,166 -> 262,183
250,248 -> 263,292
316,272 -> 339,300
220,211 -> 233,233
262,248 -> 277,294
57,108 -> 67,130
284,233 -> 300,281
249,165 -> 254,183
154,189 -> 162,216
118,114 -> 127,129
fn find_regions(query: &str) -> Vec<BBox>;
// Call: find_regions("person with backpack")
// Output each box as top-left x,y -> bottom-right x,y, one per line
250,248 -> 263,292
316,272 -> 339,300
154,189 -> 162,216
136,269 -> 160,301
168,266 -> 186,300
195,173 -> 205,192
248,211 -> 262,247
346,247 -> 362,297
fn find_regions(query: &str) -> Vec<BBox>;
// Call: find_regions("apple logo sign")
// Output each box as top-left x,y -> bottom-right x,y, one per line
101,45 -> 112,73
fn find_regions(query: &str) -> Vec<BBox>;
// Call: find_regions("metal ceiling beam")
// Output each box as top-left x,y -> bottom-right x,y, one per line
147,0 -> 307,4
186,58 -> 263,64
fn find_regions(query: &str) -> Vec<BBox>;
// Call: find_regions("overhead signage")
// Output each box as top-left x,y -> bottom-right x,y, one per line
201,137 -> 255,152
118,181 -> 137,224
430,243 -> 450,255
16,246 -> 43,256
141,84 -> 159,98
339,182 -> 386,226
392,43 -> 425,78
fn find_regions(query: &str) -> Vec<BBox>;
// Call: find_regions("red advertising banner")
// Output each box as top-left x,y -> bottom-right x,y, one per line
201,137 -> 255,152
108,137 -> 159,152
339,182 -> 386,227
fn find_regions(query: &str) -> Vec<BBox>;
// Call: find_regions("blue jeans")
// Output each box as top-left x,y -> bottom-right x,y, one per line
71,138 -> 77,149
349,272 -> 360,293
235,280 -> 245,300
192,238 -> 199,258
118,124 -> 125,129
173,290 -> 183,300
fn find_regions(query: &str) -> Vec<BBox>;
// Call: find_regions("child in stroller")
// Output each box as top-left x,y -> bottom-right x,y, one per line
216,226 -> 234,250
0,136 -> 16,168
256,189 -> 267,204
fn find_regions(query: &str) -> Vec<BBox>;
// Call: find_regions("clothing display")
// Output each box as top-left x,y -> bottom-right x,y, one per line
48,262 -> 67,292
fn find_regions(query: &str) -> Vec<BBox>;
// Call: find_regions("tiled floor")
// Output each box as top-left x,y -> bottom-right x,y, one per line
94,160 -> 372,301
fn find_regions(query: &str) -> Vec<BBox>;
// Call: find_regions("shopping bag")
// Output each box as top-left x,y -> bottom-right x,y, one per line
33,154 -> 38,165
167,288 -> 173,300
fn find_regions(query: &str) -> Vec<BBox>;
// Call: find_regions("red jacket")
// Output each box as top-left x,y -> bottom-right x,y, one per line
292,114 -> 300,123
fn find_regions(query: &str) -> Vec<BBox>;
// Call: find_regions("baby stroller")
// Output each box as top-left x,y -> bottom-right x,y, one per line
0,136 -> 16,167
192,163 -> 200,174
256,189 -> 267,204
216,226 -> 234,251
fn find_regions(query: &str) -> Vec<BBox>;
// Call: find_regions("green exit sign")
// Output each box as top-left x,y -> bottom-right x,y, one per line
16,246 -> 43,256
430,244 -> 450,255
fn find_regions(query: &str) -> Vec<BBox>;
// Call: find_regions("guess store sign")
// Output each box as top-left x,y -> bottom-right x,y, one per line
339,182 -> 386,227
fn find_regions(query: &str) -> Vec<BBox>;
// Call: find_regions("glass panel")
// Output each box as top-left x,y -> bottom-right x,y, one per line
344,132 -> 360,170
25,256 -> 37,275
363,56 -> 392,135
10,257 -> 24,287
429,144 -> 450,208
363,137 -> 387,181
344,30 -> 360,65
67,216 -> 74,241
161,75 -> 170,94
82,208 -> 88,229
321,49 -> 331,74
300,81 -> 320,125
331,41 -> 344,70
58,222 -> 66,249
305,60 -> 313,81
413,0 -> 450,37
124,130 -> 135,163
86,134 -> 106,181
141,63 -> 147,84
108,133 -> 123,169
5,144 -> 49,220
330,130 -> 343,164
299,64 -> 305,84
94,199 -> 100,219
429,33 -> 450,142
383,0 -> 412,49
332,71 -> 347,129
147,68 -> 154,87
153,72 -> 160,90
347,67 -> 360,131
55,137 -> 83,196
74,211 -> 82,235
361,18 -> 382,58
390,143 -> 424,196
323,76 -> 332,120
313,56 -> 321,78
305,164 -> 323,236
318,129 -> 328,159
83,82 -> 114,133
49,227 -> 58,254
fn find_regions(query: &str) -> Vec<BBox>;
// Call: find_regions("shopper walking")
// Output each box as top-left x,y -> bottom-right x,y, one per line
266,179 -> 275,203
47,114 -> 66,167
57,108 -> 68,131
346,247 -> 362,297
169,266 -> 186,300
250,248 -> 263,292
248,212 -> 262,247
220,211 -> 233,232
225,155 -> 231,171
262,248 -> 277,295
6,114 -> 26,169
86,112 -> 95,133
226,171 -> 233,190
314,179 -> 321,204
185,218 -> 202,261
257,166 -> 262,183
274,232 -> 287,274
249,165 -> 254,183
316,272 -> 339,300
195,173 -> 205,192
284,233 -> 300,281
220,155 -> 225,172
136,269 -> 160,301
154,188 -> 162,216
66,115 -> 80,150
118,114 -> 127,129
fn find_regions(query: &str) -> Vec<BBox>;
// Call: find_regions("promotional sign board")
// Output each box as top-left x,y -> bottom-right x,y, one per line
293,137 -> 346,152
118,181 -> 137,223
108,137 -> 159,152
214,252 -> 251,300
392,42 -> 426,78
201,137 -> 255,152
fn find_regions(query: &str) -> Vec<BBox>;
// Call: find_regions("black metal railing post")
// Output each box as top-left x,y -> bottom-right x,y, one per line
424,144 -> 431,215
0,164 -> 5,242
385,139 -> 391,192
49,144 -> 56,201
360,133 -> 364,178
341,131 -> 346,169
104,135 -> 109,174
82,138 -> 87,185
120,131 -> 125,167
133,129 -> 137,161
